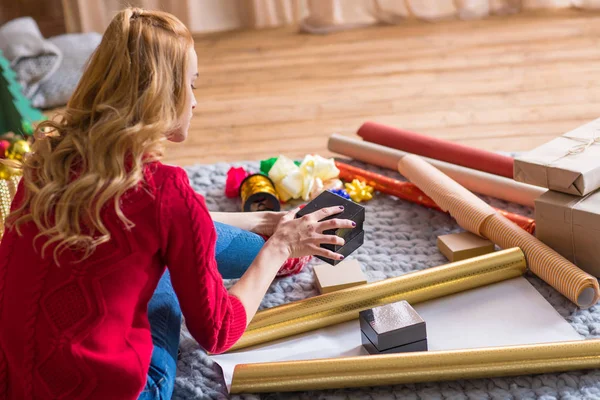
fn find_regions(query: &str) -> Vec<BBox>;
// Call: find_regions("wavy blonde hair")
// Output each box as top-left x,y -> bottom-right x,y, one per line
7,7 -> 193,263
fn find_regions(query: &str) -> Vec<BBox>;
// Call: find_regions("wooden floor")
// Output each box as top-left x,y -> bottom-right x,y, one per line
169,12 -> 600,165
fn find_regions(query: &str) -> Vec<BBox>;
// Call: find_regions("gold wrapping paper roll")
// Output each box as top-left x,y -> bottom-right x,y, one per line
229,248 -> 526,351
230,339 -> 600,393
397,155 -> 600,308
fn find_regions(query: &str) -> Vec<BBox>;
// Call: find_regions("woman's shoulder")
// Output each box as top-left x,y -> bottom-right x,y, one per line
144,161 -> 211,221
144,161 -> 190,189
143,161 -> 207,206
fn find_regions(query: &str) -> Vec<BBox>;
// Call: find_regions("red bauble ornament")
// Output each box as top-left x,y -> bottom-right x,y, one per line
0,140 -> 10,158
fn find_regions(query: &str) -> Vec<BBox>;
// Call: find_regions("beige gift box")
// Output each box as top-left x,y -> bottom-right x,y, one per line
437,232 -> 495,262
535,189 -> 600,277
514,118 -> 600,196
313,259 -> 367,294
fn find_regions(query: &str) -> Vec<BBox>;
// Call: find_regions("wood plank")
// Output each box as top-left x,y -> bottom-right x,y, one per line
161,12 -> 600,166
41,10 -> 600,166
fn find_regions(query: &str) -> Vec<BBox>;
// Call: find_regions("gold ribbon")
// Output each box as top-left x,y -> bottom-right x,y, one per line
0,176 -> 21,239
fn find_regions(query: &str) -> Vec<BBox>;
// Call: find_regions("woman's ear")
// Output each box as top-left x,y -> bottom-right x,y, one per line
166,124 -> 184,143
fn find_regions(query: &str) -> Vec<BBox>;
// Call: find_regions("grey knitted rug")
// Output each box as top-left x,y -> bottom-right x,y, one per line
173,159 -> 600,400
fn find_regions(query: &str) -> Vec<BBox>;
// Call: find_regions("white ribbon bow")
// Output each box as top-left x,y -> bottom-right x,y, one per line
268,155 -> 340,202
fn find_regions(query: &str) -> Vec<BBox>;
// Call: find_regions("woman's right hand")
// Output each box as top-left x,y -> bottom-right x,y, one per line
268,206 -> 356,261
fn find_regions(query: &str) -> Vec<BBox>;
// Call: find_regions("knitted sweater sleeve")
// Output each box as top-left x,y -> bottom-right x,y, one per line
158,167 -> 247,354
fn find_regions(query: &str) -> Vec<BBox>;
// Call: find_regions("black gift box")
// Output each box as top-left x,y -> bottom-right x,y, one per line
360,332 -> 427,355
296,190 -> 365,265
359,300 -> 427,355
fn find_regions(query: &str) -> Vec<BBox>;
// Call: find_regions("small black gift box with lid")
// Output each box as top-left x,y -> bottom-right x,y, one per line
359,300 -> 427,355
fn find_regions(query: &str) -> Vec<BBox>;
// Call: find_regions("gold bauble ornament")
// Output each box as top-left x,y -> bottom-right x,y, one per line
6,140 -> 30,161
0,163 -> 20,180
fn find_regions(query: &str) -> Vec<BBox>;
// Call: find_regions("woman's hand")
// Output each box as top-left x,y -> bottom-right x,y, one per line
268,206 -> 356,261
228,206 -> 355,326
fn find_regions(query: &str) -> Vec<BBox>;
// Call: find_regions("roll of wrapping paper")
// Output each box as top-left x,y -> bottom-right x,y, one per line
230,339 -> 600,393
358,121 -> 514,178
334,161 -> 536,234
0,176 -> 20,239
328,134 -> 545,207
239,173 -> 281,212
228,248 -> 526,351
397,154 -> 600,308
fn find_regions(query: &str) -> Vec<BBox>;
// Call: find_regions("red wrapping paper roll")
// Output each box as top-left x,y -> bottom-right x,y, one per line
357,122 -> 515,179
335,161 -> 535,234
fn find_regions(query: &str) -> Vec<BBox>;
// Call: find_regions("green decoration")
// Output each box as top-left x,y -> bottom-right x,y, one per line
0,50 -> 46,137
21,120 -> 33,135
260,157 -> 278,175
260,157 -> 302,175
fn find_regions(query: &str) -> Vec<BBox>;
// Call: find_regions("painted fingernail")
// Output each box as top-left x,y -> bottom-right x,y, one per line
352,222 -> 356,227
339,206 -> 344,210
340,256 -> 345,260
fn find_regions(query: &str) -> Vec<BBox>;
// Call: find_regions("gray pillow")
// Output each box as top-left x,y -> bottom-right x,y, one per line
0,16 -> 63,100
14,54 -> 60,99
30,32 -> 101,109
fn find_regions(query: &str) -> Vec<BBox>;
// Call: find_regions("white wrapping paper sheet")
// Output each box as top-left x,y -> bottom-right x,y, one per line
211,277 -> 582,391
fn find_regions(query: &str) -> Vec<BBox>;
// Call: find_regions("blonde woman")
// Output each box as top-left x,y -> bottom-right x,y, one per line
0,8 -> 354,400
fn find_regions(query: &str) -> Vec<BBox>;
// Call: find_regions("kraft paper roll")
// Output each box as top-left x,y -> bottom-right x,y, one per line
229,248 -> 526,351
328,134 -> 545,207
358,121 -> 515,178
230,339 -> 600,393
334,161 -> 536,234
397,155 -> 600,308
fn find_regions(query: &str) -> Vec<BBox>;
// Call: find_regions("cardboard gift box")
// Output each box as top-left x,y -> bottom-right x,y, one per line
535,189 -> 600,277
514,118 -> 600,196
359,300 -> 427,355
296,190 -> 365,265
313,259 -> 367,294
437,231 -> 495,262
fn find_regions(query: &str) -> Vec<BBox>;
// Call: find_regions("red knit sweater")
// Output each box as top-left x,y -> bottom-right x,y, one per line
0,163 -> 247,400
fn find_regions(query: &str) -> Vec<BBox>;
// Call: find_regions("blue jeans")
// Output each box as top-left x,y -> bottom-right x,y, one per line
138,222 -> 266,400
